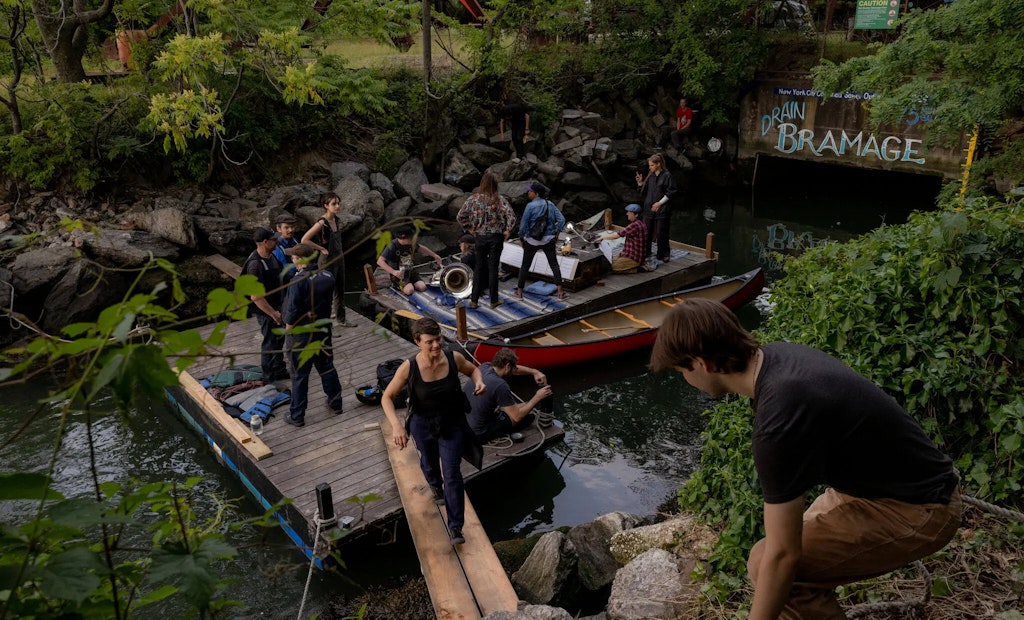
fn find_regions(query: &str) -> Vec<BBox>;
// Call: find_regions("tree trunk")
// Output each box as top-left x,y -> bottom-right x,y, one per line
31,0 -> 115,83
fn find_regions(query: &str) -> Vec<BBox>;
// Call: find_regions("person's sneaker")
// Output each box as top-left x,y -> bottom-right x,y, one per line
336,319 -> 357,328
284,415 -> 305,428
431,486 -> 445,505
329,398 -> 344,415
449,526 -> 465,545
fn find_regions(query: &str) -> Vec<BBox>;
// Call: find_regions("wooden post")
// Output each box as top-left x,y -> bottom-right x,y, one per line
455,305 -> 468,341
705,232 -> 716,259
363,264 -> 377,294
603,208 -> 613,230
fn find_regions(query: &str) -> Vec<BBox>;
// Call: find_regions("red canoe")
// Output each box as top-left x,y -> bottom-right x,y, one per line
471,268 -> 765,369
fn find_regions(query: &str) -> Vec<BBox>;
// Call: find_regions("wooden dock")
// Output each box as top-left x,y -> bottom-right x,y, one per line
164,307 -> 563,600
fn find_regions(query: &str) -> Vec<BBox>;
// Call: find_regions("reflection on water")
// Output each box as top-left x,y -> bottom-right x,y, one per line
2,162 -> 942,616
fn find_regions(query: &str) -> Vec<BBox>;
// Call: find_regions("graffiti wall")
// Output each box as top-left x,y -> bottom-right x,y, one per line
738,80 -> 965,178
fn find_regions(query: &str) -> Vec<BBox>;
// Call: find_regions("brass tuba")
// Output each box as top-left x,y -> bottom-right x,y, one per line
431,262 -> 473,298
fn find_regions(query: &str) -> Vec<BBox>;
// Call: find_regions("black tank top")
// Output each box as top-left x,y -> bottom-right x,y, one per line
407,350 -> 464,427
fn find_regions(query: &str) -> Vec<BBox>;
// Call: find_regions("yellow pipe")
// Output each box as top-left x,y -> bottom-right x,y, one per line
959,125 -> 979,208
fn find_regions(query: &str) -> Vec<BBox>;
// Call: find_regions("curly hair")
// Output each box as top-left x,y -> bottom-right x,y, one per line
491,348 -> 518,370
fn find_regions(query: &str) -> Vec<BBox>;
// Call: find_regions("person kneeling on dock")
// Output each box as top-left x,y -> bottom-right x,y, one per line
281,243 -> 345,427
381,318 -> 486,545
598,203 -> 648,274
465,348 -> 552,443
376,226 -> 443,296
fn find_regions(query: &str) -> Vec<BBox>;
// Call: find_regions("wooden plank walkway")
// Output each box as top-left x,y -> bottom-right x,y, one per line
164,305 -> 563,602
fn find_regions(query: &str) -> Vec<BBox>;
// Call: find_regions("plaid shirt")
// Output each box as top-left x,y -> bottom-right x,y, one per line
618,219 -> 648,263
457,193 -> 516,236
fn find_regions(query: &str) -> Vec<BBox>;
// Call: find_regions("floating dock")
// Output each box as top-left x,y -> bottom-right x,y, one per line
164,309 -> 564,582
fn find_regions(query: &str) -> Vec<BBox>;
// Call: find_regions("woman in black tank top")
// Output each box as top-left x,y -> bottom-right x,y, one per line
381,318 -> 485,545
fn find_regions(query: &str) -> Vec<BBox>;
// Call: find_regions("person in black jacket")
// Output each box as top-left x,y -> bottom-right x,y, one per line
281,243 -> 344,427
243,227 -> 287,383
635,153 -> 678,265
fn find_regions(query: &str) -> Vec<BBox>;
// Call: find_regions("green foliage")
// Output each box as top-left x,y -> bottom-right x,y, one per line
0,252 -> 309,618
813,0 -> 1024,184
680,192 -> 1024,603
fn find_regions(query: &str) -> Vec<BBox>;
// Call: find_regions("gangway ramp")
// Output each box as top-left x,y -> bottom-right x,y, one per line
383,419 -> 518,618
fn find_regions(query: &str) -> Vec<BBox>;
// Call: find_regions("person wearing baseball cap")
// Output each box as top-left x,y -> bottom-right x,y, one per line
280,242 -> 344,427
515,182 -> 565,300
598,203 -> 648,273
272,213 -> 299,267
242,227 -> 288,383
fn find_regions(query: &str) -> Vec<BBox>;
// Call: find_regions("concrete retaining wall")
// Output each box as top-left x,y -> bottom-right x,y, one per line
738,78 -> 965,178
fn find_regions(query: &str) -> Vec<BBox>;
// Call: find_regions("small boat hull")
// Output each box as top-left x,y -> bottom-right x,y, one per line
472,268 -> 764,369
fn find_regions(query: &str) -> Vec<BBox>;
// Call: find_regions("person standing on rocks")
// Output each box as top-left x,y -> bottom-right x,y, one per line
243,227 -> 288,383
301,192 -> 355,328
456,172 -> 517,309
499,101 -> 530,162
635,153 -> 677,266
650,299 -> 961,619
280,243 -> 344,427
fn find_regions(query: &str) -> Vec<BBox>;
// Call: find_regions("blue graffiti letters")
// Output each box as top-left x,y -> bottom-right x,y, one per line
776,123 -> 925,164
761,101 -> 806,136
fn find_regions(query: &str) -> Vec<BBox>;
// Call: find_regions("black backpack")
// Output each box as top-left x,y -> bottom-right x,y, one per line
376,358 -> 408,408
529,202 -> 551,241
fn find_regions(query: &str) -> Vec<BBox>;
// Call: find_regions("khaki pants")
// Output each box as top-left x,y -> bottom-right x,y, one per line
748,487 -> 961,619
611,255 -> 640,273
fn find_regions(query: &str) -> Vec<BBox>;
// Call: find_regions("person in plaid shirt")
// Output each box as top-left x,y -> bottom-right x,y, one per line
599,203 -> 648,273
456,172 -> 517,309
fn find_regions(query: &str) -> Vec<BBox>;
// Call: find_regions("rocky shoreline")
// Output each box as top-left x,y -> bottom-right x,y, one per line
1,90 -> 733,345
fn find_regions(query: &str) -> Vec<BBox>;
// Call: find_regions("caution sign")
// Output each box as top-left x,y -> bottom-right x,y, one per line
854,0 -> 900,30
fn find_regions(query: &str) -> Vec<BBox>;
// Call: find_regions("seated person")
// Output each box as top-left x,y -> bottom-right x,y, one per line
598,203 -> 648,273
376,225 -> 443,295
457,234 -> 477,270
465,348 -> 553,443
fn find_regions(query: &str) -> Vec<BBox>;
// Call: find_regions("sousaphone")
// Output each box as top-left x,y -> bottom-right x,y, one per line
429,262 -> 473,299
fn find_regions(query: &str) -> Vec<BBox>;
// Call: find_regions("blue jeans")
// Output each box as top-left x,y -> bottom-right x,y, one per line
286,331 -> 342,423
256,312 -> 286,380
409,414 -> 466,530
472,233 -> 504,305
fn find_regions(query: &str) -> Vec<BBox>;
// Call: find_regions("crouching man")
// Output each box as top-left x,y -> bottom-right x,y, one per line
465,348 -> 552,443
650,298 -> 960,619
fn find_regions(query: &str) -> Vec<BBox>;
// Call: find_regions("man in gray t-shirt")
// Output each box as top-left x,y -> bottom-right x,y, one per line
464,348 -> 551,442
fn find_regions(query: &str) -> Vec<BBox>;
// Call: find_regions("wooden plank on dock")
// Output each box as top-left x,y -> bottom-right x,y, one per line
456,499 -> 519,615
205,254 -> 243,279
173,367 -> 272,460
382,417 -> 481,619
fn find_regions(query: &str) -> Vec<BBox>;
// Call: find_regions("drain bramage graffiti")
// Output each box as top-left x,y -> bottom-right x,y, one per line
739,81 -> 966,178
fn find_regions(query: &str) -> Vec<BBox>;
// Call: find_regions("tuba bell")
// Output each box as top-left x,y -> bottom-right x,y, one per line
437,262 -> 473,299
